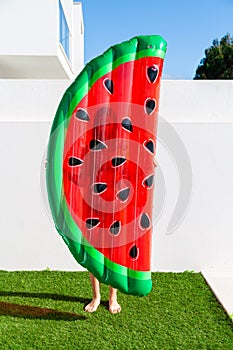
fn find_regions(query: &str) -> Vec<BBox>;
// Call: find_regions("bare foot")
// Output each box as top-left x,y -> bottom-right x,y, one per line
109,300 -> 121,314
84,298 -> 100,313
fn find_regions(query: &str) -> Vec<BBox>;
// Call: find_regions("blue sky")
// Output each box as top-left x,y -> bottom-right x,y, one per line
80,0 -> 233,79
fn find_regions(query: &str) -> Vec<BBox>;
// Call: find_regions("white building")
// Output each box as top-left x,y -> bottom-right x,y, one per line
0,1 -> 232,319
0,0 -> 84,79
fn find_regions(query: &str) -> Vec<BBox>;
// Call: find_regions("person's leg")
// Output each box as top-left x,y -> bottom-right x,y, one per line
109,286 -> 121,314
84,273 -> 101,312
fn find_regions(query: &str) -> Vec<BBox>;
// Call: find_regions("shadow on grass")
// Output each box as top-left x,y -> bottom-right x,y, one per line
0,291 -> 89,303
0,291 -> 89,320
0,291 -> 110,310
0,301 -> 86,320
0,291 -> 111,319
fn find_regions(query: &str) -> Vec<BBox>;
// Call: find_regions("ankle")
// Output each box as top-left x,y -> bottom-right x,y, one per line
93,295 -> 101,300
109,297 -> 117,303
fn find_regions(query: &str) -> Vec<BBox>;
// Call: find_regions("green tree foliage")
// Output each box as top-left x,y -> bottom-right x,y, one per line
194,33 -> 233,79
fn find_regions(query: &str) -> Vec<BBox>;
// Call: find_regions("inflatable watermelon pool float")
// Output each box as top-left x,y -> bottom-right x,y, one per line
46,35 -> 167,296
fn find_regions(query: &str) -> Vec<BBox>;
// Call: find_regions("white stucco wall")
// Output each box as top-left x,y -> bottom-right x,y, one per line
0,80 -> 232,273
0,0 -> 57,55
0,0 -> 84,79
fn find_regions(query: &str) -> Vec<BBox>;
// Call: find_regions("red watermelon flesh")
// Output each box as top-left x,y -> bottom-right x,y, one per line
63,56 -> 164,271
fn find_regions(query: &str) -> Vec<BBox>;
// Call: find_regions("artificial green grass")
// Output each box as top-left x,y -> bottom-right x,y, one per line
0,271 -> 232,350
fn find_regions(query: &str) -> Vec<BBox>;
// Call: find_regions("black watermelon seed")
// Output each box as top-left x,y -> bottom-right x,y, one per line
121,118 -> 133,132
86,218 -> 100,229
129,245 -> 138,259
117,188 -> 130,201
140,213 -> 150,229
145,99 -> 156,114
110,221 -> 121,235
145,140 -> 154,154
75,109 -> 90,121
147,66 -> 158,83
143,174 -> 154,188
104,79 -> 114,94
93,183 -> 107,194
90,139 -> 107,150
112,157 -> 126,167
68,157 -> 83,166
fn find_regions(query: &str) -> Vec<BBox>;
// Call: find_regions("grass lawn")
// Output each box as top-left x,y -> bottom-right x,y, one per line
0,271 -> 232,350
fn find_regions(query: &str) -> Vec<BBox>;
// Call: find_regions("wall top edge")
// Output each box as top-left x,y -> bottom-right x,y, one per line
0,79 -> 233,83
0,79 -> 233,123
162,79 -> 233,83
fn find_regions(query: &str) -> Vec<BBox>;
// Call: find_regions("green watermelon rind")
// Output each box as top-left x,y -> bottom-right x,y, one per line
46,35 -> 167,296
